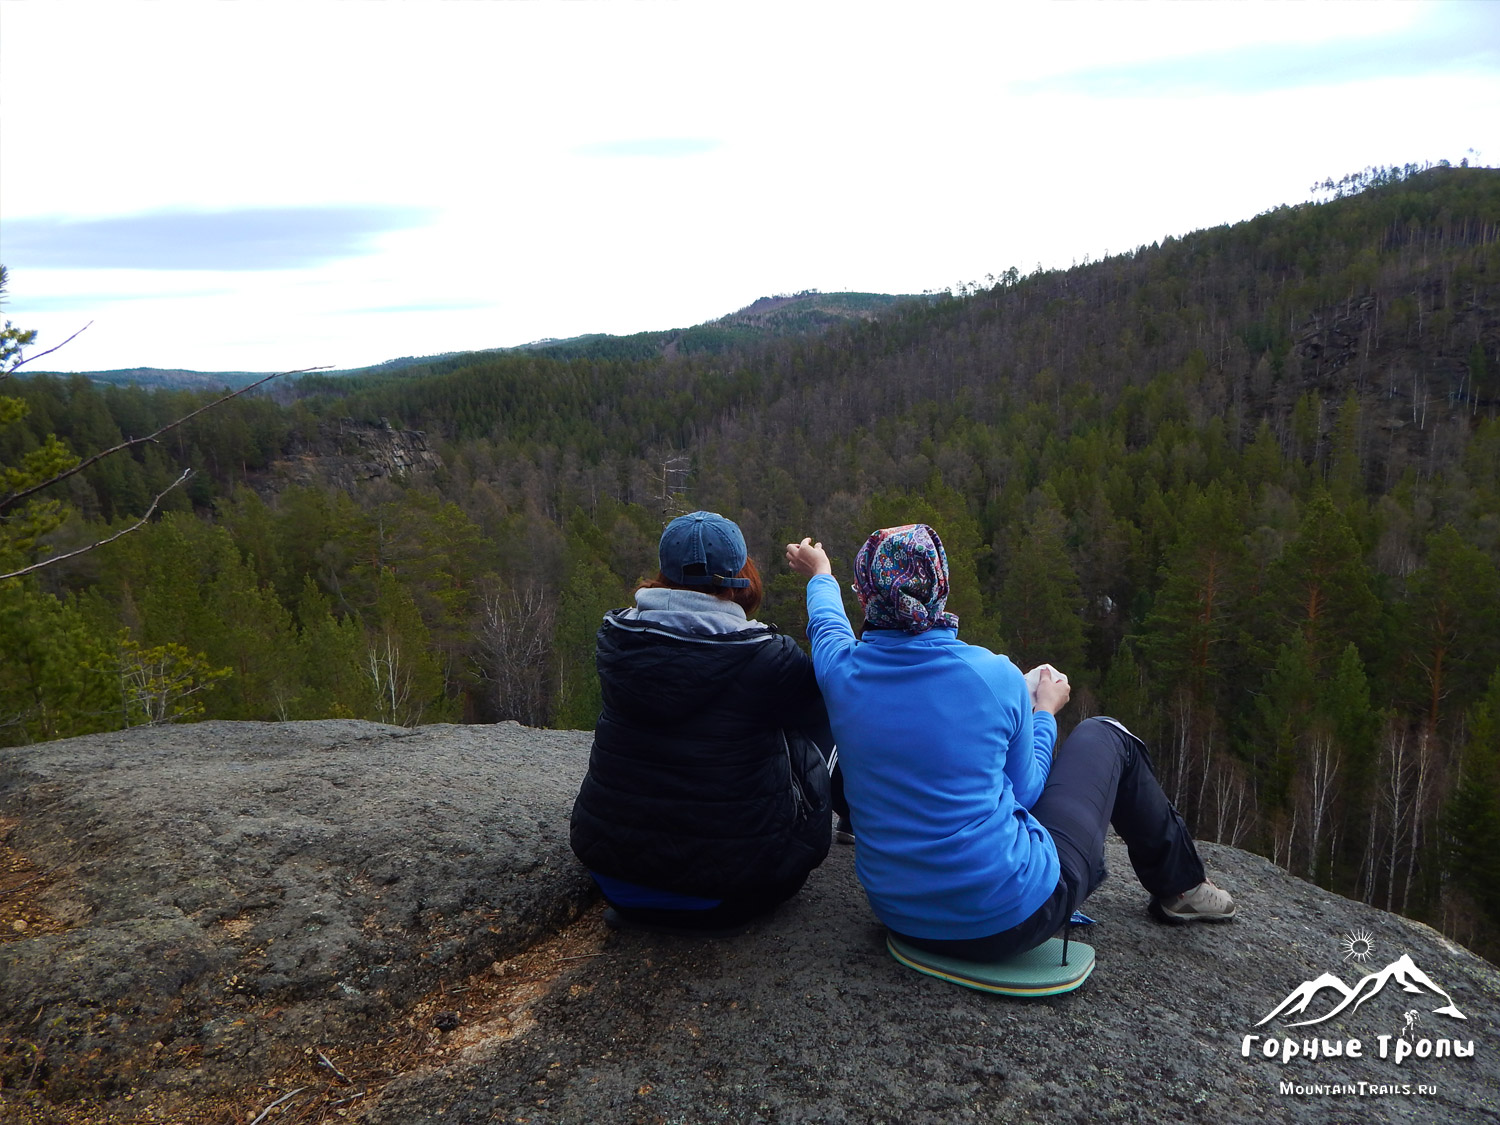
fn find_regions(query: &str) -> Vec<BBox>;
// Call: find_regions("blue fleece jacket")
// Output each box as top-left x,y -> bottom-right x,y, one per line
804,573 -> 1060,939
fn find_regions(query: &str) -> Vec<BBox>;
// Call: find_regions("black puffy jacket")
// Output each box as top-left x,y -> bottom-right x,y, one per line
569,606 -> 832,898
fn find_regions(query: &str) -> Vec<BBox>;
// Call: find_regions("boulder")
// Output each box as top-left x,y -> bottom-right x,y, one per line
2,720 -> 1497,1124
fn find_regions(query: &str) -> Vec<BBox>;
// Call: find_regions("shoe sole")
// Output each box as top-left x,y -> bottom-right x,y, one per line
1149,898 -> 1237,925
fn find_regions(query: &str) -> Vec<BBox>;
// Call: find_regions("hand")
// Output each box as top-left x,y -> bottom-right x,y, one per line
785,537 -> 832,578
1032,666 -> 1071,715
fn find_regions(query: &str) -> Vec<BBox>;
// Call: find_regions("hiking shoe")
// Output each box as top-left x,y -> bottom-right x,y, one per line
834,815 -> 856,845
1151,880 -> 1236,923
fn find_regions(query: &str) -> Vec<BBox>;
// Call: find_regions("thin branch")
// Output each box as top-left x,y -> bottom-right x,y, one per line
0,469 -> 191,582
316,1050 -> 352,1086
0,322 -> 94,380
0,876 -> 40,898
248,1086 -> 307,1125
0,366 -> 328,513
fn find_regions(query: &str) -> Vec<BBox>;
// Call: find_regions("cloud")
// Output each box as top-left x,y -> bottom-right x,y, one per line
7,289 -> 233,312
1016,15 -> 1498,98
3,206 -> 436,271
572,138 -> 721,159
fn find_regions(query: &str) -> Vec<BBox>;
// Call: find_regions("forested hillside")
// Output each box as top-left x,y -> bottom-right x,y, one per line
4,166 -> 1499,957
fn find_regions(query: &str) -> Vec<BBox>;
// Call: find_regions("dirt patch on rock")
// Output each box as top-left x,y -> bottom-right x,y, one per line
0,819 -> 80,944
0,720 -> 597,1122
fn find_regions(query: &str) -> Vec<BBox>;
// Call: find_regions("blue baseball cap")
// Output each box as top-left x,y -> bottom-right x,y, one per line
658,511 -> 751,589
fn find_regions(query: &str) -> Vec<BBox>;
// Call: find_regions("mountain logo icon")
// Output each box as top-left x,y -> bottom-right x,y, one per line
1256,953 -> 1467,1028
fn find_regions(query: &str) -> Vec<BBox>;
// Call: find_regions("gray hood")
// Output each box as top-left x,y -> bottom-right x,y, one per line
606,587 -> 772,642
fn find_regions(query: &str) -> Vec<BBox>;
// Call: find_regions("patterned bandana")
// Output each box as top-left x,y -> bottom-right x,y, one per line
852,524 -> 959,634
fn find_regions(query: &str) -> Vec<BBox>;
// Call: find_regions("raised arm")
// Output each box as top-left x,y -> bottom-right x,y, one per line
786,537 -> 856,675
785,537 -> 831,578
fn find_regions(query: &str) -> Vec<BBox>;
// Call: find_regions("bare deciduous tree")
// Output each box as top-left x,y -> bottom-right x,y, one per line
366,634 -> 425,728
1207,755 -> 1256,849
652,453 -> 692,518
1298,730 -> 1341,881
472,585 -> 554,727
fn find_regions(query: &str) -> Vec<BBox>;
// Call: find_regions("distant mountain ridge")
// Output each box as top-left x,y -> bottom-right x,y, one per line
18,290 -> 922,390
510,290 -> 922,363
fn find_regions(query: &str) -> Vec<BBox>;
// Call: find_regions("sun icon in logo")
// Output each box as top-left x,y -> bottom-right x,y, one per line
1341,929 -> 1376,963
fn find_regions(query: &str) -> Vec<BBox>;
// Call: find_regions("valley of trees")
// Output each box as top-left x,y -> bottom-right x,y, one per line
4,165 -> 1500,958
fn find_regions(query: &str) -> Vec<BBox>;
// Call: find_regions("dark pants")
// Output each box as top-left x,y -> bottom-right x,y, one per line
605,870 -> 810,931
892,717 -> 1206,960
831,761 -> 850,822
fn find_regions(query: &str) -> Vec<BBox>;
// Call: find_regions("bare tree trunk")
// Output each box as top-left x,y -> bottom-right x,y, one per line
1302,731 -> 1340,883
653,453 -> 692,518
473,585 -> 555,727
1272,806 -> 1299,872
1383,722 -> 1412,911
1400,727 -> 1437,915
1209,757 -> 1255,848
1167,690 -> 1193,810
1361,785 -> 1379,904
1194,723 -> 1213,831
366,634 -> 421,727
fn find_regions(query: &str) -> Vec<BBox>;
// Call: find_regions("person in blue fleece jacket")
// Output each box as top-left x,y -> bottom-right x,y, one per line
785,524 -> 1234,962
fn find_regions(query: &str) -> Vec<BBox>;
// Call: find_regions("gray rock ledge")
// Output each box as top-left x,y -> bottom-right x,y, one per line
2,720 -> 1497,1124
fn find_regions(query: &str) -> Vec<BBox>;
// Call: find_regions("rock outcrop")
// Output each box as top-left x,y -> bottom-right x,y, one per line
2,721 -> 1497,1124
270,418 -> 443,492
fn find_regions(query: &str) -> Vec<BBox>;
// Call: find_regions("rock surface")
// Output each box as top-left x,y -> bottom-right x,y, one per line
0,720 -> 593,1119
272,418 -> 442,492
2,720 -> 1498,1124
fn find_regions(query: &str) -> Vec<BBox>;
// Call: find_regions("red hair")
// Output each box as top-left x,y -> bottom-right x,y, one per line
640,556 -> 763,617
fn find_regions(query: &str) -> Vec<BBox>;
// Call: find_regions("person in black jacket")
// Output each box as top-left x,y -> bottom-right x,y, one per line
570,511 -> 834,931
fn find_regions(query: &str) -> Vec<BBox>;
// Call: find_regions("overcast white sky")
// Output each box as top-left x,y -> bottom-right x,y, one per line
2,1 -> 1497,374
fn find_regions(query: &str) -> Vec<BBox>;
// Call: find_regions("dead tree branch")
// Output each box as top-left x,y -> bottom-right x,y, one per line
248,1086 -> 307,1125
0,365 -> 328,514
0,322 -> 94,381
0,469 -> 191,581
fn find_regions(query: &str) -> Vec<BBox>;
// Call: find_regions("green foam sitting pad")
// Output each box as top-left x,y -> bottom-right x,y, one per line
886,933 -> 1095,996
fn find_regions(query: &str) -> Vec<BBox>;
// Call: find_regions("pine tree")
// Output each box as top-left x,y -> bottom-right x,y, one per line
1444,668 -> 1500,953
0,582 -> 115,744
1141,482 -> 1252,704
1099,639 -> 1159,743
550,553 -> 622,731
1401,525 -> 1500,737
291,578 -> 369,720
996,501 -> 1087,676
1260,490 -> 1380,674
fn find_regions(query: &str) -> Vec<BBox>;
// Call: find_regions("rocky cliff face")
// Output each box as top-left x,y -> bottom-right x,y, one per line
269,418 -> 443,492
2,721 -> 1497,1124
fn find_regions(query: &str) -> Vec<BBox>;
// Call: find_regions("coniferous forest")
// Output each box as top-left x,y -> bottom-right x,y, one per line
4,166 -> 1500,958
